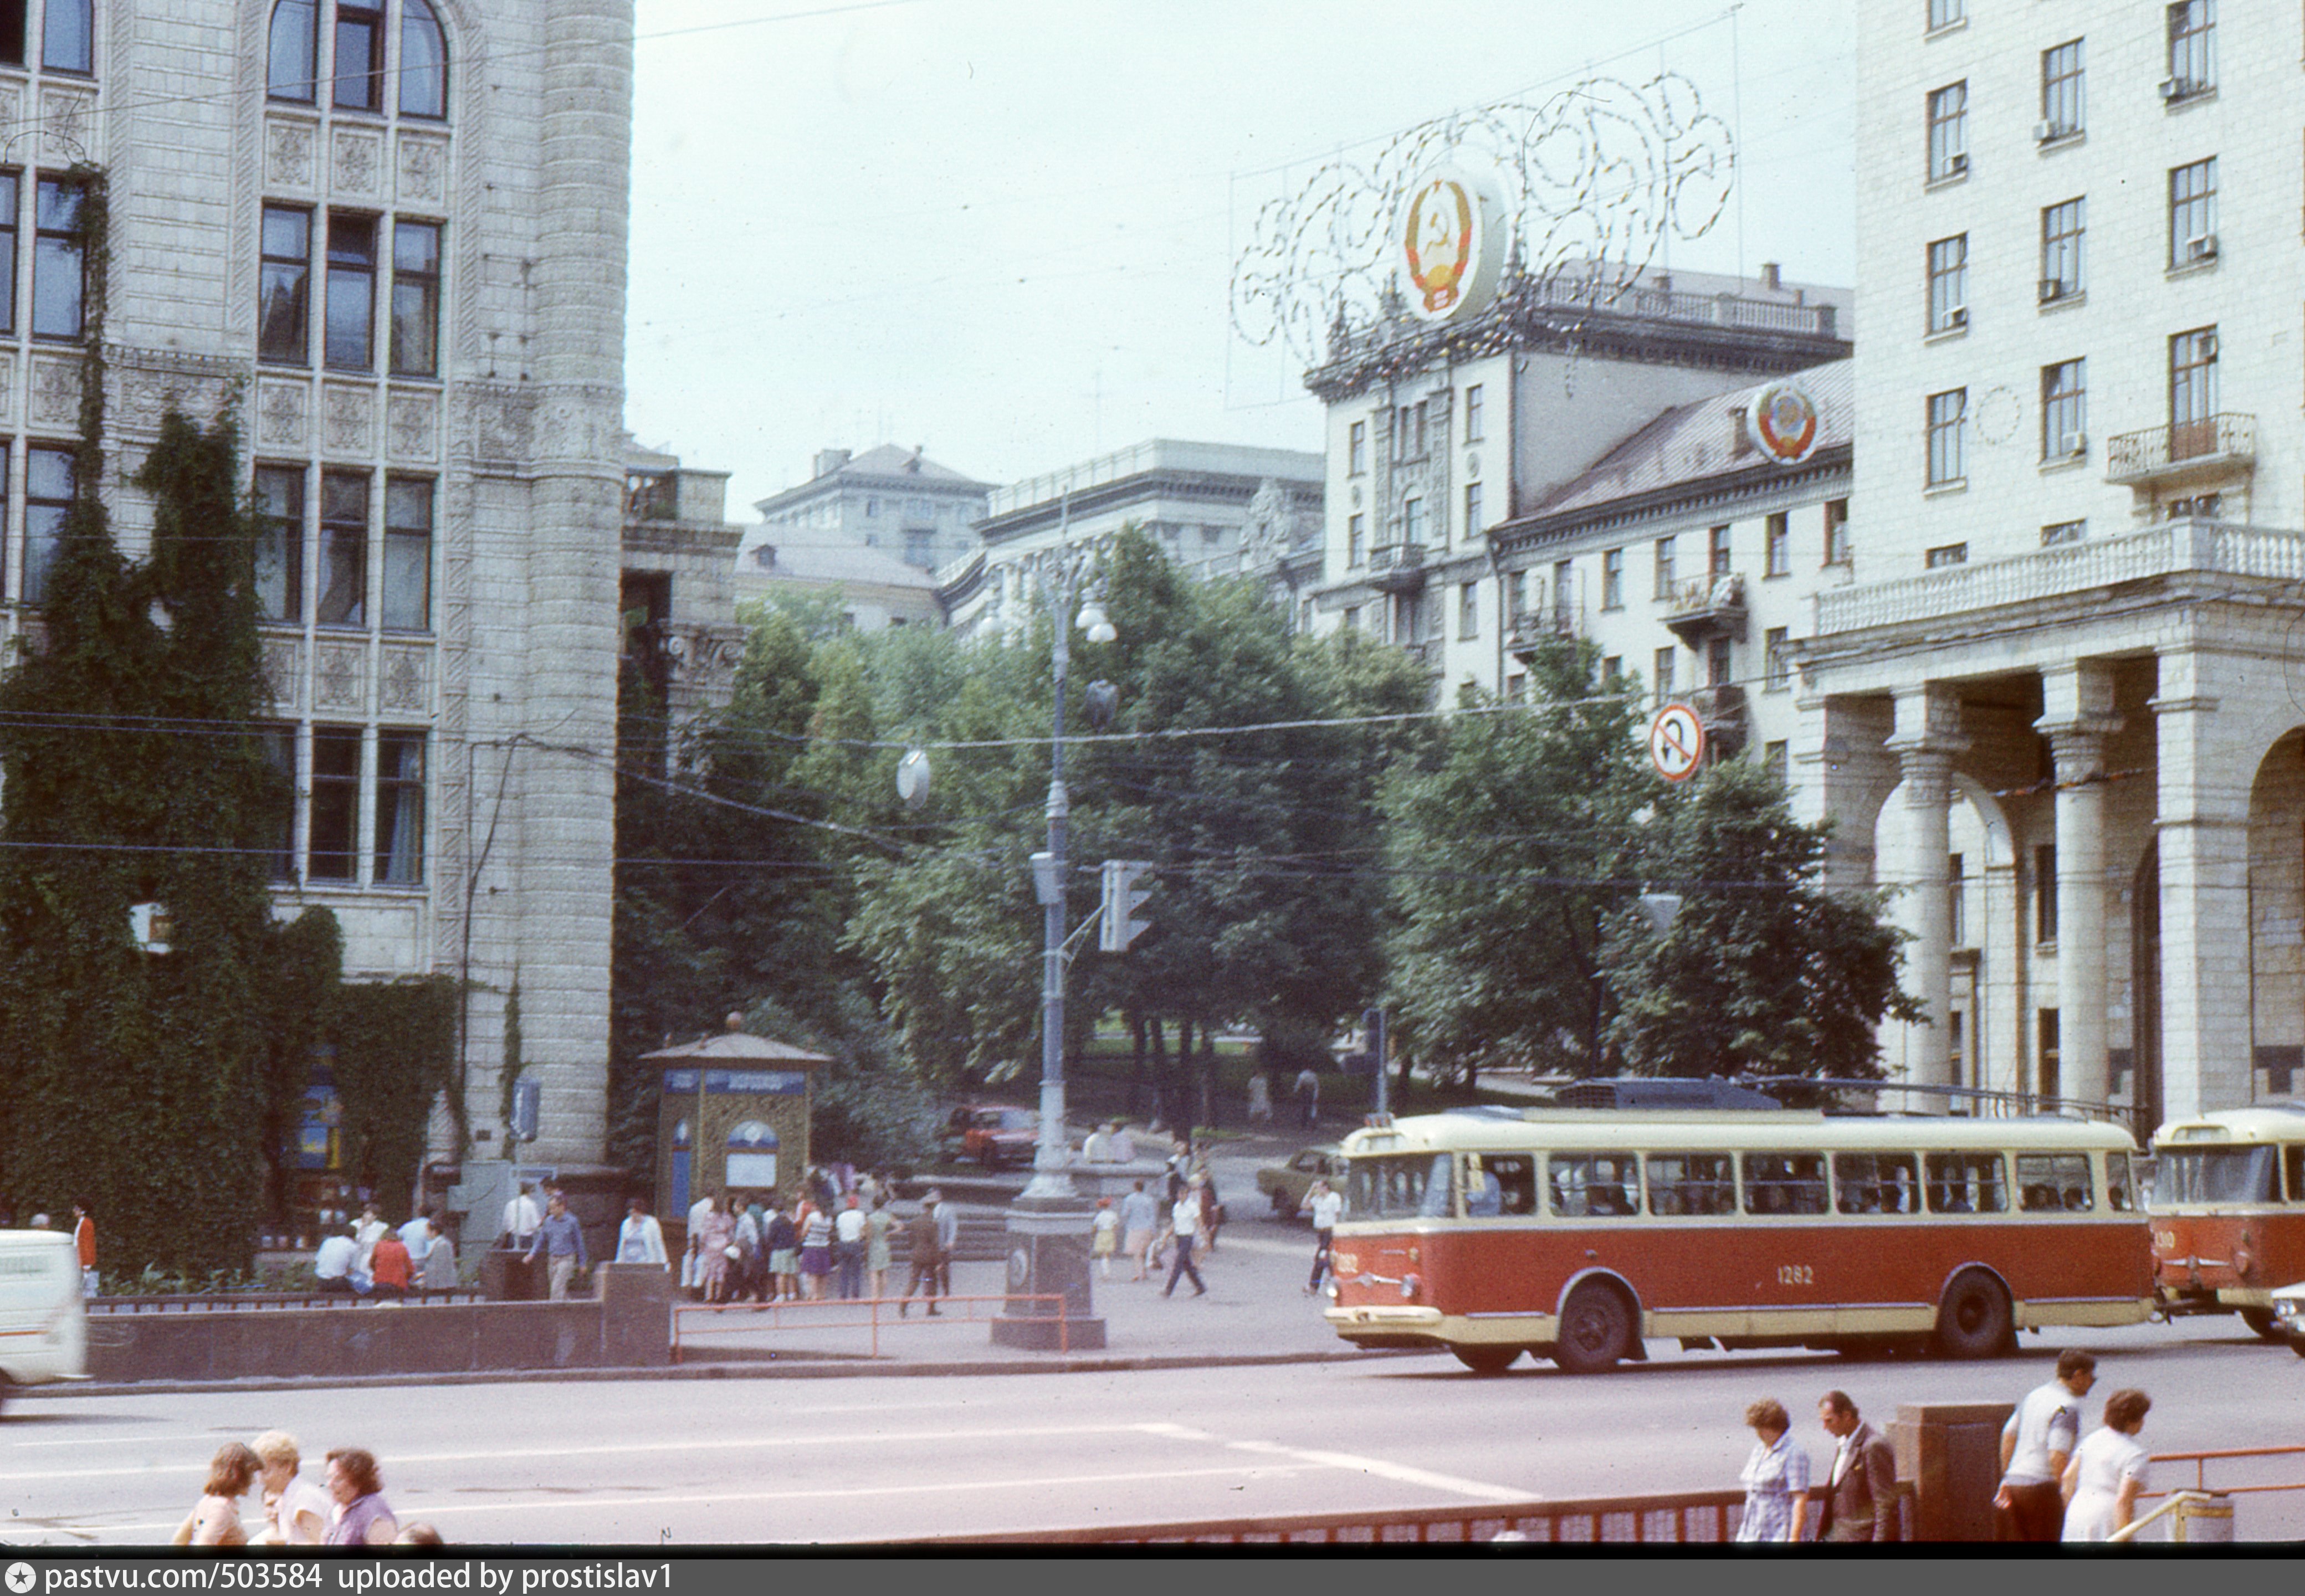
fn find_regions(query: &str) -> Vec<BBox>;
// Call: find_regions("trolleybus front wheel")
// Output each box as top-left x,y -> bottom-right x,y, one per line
1932,1269 -> 2013,1359
2239,1306 -> 2281,1342
1553,1284 -> 1635,1373
1451,1344 -> 1523,1375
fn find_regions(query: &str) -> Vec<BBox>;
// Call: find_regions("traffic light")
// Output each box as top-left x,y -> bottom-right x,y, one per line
1099,859 -> 1154,952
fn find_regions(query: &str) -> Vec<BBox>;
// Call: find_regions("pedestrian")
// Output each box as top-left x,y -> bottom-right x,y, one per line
1196,1163 -> 1224,1254
1163,1177 -> 1208,1297
764,1195 -> 800,1302
1083,1122 -> 1115,1163
250,1430 -> 330,1547
174,1442 -> 260,1546
616,1197 -> 668,1270
1111,1122 -> 1137,1161
2062,1388 -> 2153,1542
396,1209 -> 435,1258
367,1226 -> 413,1301
352,1202 -> 388,1275
419,1223 -> 459,1290
933,1189 -> 960,1300
899,1192 -> 944,1317
834,1192 -> 868,1300
321,1448 -> 398,1547
798,1195 -> 834,1300
731,1193 -> 763,1300
1119,1179 -> 1159,1282
504,1182 -> 544,1299
1295,1065 -> 1320,1127
1090,1198 -> 1119,1279
70,1202 -> 96,1297
692,1193 -> 734,1303
1994,1348 -> 2096,1542
313,1222 -> 362,1295
1815,1390 -> 1900,1542
1734,1398 -> 1811,1542
866,1192 -> 896,1300
1302,1177 -> 1342,1295
523,1190 -> 590,1302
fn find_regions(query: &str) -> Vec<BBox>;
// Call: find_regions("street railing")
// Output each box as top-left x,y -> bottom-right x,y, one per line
670,1292 -> 1072,1362
88,1289 -> 484,1313
2145,1445 -> 2305,1500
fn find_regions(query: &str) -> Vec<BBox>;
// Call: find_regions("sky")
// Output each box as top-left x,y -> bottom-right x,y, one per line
624,0 -> 1858,523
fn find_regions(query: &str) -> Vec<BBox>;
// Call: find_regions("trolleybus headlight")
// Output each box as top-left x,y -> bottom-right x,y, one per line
1401,1273 -> 1422,1301
2233,1246 -> 2253,1278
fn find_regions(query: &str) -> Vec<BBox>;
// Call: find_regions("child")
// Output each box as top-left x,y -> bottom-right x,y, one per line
1090,1197 -> 1119,1279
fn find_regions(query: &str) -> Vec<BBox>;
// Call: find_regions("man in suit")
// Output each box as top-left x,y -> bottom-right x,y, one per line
1815,1390 -> 1901,1542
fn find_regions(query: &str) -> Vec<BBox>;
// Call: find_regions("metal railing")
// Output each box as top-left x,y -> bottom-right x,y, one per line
88,1289 -> 484,1314
670,1292 -> 1072,1362
2105,413 -> 2255,483
2147,1445 -> 2305,1500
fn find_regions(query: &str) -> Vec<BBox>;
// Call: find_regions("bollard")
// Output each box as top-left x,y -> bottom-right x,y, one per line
2171,1492 -> 2234,1544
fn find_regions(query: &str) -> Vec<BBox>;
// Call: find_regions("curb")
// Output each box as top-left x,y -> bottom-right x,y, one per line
23,1347 -> 1419,1402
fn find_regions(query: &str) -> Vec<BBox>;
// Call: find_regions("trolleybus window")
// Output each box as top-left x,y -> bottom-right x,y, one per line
1647,1152 -> 1734,1216
2108,1153 -> 2136,1211
2153,1145 -> 2277,1205
1925,1151 -> 2008,1213
1464,1154 -> 1535,1217
1349,1153 -> 1452,1220
1833,1152 -> 1919,1214
1548,1153 -> 1639,1218
1743,1152 -> 1828,1215
2016,1153 -> 2094,1212
2288,1146 -> 2303,1204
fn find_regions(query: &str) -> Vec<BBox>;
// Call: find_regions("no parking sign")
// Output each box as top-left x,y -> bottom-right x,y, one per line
1648,703 -> 1705,782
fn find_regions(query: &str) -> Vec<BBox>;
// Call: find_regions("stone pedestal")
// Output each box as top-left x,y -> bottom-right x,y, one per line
990,1194 -> 1107,1351
1893,1400 -> 2012,1542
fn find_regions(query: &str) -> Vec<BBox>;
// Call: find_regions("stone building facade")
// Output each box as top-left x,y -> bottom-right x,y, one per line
0,1 -> 634,1171
1814,0 -> 2305,1126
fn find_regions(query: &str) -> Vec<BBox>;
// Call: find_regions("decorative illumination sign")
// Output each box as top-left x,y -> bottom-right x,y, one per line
1400,166 -> 1507,324
1746,379 -> 1821,464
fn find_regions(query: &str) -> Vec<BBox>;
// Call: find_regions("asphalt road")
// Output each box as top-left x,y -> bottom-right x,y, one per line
5,1313 -> 2299,1546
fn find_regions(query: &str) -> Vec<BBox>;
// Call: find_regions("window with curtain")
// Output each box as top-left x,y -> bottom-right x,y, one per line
375,731 -> 426,885
255,465 -> 305,623
382,476 -> 431,630
316,470 -> 367,626
268,0 -> 316,100
399,0 -> 447,116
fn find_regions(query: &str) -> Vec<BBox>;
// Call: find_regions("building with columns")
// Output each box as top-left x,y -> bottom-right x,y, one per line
1807,0 -> 2305,1126
0,1 -> 637,1180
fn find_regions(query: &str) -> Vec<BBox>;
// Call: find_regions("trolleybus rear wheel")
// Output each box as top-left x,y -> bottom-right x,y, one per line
1452,1344 -> 1523,1375
1554,1284 -> 1635,1373
1933,1270 -> 2013,1359
2239,1306 -> 2281,1342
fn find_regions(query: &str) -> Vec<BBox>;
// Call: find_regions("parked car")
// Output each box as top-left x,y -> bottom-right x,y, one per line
943,1105 -> 1039,1168
2273,1280 -> 2305,1357
1257,1145 -> 1346,1218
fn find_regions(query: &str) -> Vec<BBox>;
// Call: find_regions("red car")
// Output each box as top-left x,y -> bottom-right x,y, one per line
945,1105 -> 1039,1168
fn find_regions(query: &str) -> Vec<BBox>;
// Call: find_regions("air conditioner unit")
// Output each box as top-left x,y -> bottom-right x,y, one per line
2060,432 -> 2087,457
2201,332 -> 2220,358
1946,151 -> 1969,176
1944,306 -> 1968,330
2159,76 -> 2191,101
2186,233 -> 2219,261
2038,278 -> 2067,302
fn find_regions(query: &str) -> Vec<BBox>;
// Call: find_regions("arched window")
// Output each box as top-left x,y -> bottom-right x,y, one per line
268,0 -> 316,101
399,0 -> 446,119
42,0 -> 92,73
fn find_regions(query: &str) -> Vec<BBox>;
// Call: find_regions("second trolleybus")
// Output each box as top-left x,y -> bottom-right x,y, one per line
2148,1102 -> 2305,1339
1323,1107 -> 2152,1372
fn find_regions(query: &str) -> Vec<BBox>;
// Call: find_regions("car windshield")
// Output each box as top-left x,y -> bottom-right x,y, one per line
997,1110 -> 1034,1130
1345,1153 -> 1452,1220
2153,1145 -> 2277,1205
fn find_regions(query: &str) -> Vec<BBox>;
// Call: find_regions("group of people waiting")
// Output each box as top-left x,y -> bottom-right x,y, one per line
682,1173 -> 921,1306
1734,1350 -> 2154,1543
311,1204 -> 458,1299
176,1433 -> 440,1548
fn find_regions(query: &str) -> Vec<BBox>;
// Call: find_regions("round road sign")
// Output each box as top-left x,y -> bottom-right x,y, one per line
1648,702 -> 1706,782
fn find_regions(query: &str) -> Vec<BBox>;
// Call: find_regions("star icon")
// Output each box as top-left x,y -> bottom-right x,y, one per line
6,1561 -> 37,1594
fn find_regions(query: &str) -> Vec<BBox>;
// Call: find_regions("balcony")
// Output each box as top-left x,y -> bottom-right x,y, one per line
1661,572 -> 1748,645
1507,604 -> 1583,659
2105,414 -> 2255,490
1366,543 -> 1428,594
1689,682 -> 1748,758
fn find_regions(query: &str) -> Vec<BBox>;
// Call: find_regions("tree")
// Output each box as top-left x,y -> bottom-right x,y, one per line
1602,756 -> 1924,1080
1380,636 -> 1651,1081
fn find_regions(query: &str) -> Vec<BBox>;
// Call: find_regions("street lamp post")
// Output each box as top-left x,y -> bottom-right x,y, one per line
991,540 -> 1113,1351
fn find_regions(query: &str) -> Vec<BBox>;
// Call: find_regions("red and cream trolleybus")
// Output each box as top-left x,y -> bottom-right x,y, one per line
2149,1104 -> 2305,1340
1323,1108 -> 2153,1373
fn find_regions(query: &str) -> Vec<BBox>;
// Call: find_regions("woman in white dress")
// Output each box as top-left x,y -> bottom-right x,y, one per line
2062,1388 -> 2152,1541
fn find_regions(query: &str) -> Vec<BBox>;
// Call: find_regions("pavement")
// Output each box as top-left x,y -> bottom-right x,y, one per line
42,1121 -> 1391,1398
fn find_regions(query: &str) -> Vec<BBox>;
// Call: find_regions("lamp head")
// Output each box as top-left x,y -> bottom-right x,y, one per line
1076,600 -> 1116,645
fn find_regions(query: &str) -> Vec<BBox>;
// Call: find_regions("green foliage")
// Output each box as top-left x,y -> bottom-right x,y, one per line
326,975 -> 460,1205
1381,636 -> 1650,1078
1601,757 -> 1923,1080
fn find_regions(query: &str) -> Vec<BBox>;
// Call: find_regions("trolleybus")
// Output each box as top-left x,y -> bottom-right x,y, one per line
1323,1107 -> 2152,1372
2148,1104 -> 2305,1340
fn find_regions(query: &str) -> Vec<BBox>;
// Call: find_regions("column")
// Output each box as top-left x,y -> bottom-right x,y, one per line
1886,687 -> 1966,1089
2153,661 -> 2255,1115
2036,663 -> 2120,1107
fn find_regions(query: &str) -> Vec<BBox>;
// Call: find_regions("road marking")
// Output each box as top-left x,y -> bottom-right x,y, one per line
1134,1421 -> 1535,1504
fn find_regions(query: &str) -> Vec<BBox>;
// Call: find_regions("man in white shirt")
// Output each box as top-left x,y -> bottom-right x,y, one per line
1301,1178 -> 1344,1294
351,1203 -> 388,1275
833,1194 -> 868,1300
1995,1348 -> 2096,1540
1162,1179 -> 1208,1297
1082,1123 -> 1115,1163
313,1225 -> 361,1295
396,1210 -> 435,1256
504,1186 -> 542,1250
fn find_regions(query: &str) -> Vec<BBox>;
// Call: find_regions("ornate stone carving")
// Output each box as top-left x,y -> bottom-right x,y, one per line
258,379 -> 309,448
314,642 -> 366,712
266,117 -> 316,189
260,639 -> 303,712
455,383 -> 534,464
387,391 -> 439,461
0,352 -> 16,426
323,384 -> 375,454
30,357 -> 82,427
0,86 -> 21,134
332,127 -> 383,196
397,134 -> 447,206
39,87 -> 93,162
380,645 -> 432,712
